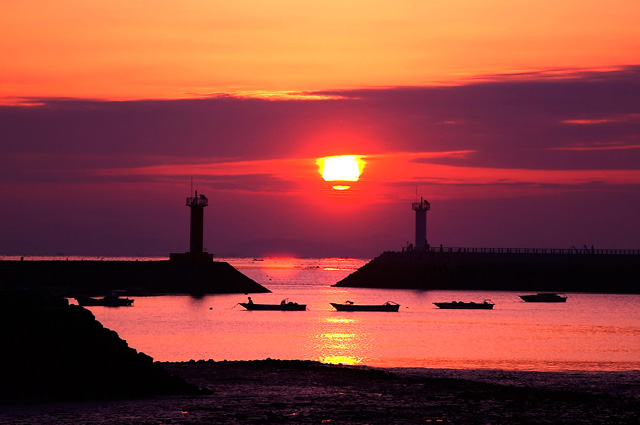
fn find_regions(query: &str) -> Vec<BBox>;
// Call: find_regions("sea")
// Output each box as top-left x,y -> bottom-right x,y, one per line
52,256 -> 639,372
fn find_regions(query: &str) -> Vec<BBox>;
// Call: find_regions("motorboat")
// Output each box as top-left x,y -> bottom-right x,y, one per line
433,299 -> 494,309
519,293 -> 567,302
75,294 -> 134,307
330,301 -> 400,312
239,298 -> 306,311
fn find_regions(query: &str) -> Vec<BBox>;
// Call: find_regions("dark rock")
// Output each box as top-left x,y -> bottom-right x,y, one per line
0,289 -> 202,402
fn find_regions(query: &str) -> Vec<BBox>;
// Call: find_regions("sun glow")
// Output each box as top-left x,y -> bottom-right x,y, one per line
316,155 -> 366,190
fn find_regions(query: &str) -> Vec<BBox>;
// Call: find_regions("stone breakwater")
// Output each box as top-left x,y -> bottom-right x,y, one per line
334,250 -> 640,293
0,259 -> 270,295
0,289 -> 203,402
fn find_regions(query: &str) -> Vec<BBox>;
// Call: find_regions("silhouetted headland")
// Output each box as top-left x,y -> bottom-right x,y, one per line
0,289 -> 203,402
334,248 -> 640,293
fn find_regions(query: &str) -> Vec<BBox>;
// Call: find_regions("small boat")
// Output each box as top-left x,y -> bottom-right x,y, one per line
519,293 -> 567,303
434,299 -> 494,309
239,298 -> 306,311
330,301 -> 400,312
75,294 -> 134,307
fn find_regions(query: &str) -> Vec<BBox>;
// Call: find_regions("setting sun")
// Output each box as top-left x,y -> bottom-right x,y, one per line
316,155 -> 366,190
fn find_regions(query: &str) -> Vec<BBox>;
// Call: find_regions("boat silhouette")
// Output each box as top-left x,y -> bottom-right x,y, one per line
330,300 -> 400,312
519,293 -> 567,302
239,297 -> 306,311
75,292 -> 133,307
434,299 -> 494,309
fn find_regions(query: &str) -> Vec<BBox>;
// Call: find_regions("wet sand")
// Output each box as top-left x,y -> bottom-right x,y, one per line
1,360 -> 638,424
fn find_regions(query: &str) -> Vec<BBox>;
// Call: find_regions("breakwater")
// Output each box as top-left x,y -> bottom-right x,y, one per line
334,249 -> 640,293
0,260 -> 270,295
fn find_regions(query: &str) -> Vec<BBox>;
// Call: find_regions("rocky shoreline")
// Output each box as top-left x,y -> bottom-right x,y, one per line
2,360 -> 639,424
0,289 -> 201,402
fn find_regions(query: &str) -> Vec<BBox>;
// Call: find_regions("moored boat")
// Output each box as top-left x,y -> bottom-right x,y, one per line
330,301 -> 400,312
75,294 -> 134,307
434,299 -> 494,309
239,297 -> 306,311
519,293 -> 567,302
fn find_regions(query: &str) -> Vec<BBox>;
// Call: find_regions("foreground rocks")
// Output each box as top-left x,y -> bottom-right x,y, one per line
162,360 -> 640,424
2,359 -> 638,424
0,289 -> 200,401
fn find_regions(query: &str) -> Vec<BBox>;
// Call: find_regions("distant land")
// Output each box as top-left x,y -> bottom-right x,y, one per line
334,249 -> 640,294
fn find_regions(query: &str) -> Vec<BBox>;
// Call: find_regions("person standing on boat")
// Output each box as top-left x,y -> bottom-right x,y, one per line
247,297 -> 253,305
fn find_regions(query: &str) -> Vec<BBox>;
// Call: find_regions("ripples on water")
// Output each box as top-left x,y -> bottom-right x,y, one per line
59,257 -> 640,372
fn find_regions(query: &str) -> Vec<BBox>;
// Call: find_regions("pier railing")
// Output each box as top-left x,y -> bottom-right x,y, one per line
417,246 -> 640,255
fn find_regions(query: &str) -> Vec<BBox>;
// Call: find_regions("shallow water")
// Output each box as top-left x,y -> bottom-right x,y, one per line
76,257 -> 640,371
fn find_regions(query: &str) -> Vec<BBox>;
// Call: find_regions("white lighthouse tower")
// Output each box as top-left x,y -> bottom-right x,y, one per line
412,197 -> 430,251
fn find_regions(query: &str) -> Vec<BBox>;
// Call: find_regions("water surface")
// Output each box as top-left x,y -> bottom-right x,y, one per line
78,257 -> 640,371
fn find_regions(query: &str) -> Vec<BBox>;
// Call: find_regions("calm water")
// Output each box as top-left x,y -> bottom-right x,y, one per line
73,257 -> 639,372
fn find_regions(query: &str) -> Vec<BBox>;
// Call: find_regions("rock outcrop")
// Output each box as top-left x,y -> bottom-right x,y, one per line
1,289 -> 201,401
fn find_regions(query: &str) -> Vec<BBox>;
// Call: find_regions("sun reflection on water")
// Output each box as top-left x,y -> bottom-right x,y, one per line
320,355 -> 364,365
321,332 -> 356,347
312,316 -> 369,365
326,317 -> 354,324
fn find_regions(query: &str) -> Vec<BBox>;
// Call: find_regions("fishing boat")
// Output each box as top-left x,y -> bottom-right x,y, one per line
75,294 -> 134,307
519,293 -> 567,302
330,301 -> 400,312
433,299 -> 494,309
239,298 -> 306,311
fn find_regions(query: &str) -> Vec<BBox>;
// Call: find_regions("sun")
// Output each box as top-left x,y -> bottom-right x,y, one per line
316,155 -> 366,190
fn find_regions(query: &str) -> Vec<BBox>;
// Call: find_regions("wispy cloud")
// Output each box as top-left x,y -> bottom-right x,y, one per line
197,91 -> 348,101
560,113 -> 640,125
548,142 -> 640,152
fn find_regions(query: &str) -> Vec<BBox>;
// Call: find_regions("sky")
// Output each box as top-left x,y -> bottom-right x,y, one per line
1,1 -> 639,258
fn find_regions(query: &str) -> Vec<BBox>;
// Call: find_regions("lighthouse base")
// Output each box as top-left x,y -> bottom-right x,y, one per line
169,252 -> 214,262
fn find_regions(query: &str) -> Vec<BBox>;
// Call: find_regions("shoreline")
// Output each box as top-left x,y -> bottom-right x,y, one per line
163,359 -> 640,399
3,360 -> 638,424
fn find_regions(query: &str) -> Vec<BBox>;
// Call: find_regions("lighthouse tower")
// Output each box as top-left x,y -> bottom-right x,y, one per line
187,191 -> 208,253
170,190 -> 214,262
412,197 -> 431,251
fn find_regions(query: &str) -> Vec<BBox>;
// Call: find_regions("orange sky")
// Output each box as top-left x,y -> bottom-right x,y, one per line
2,1 -> 640,257
2,0 -> 640,101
